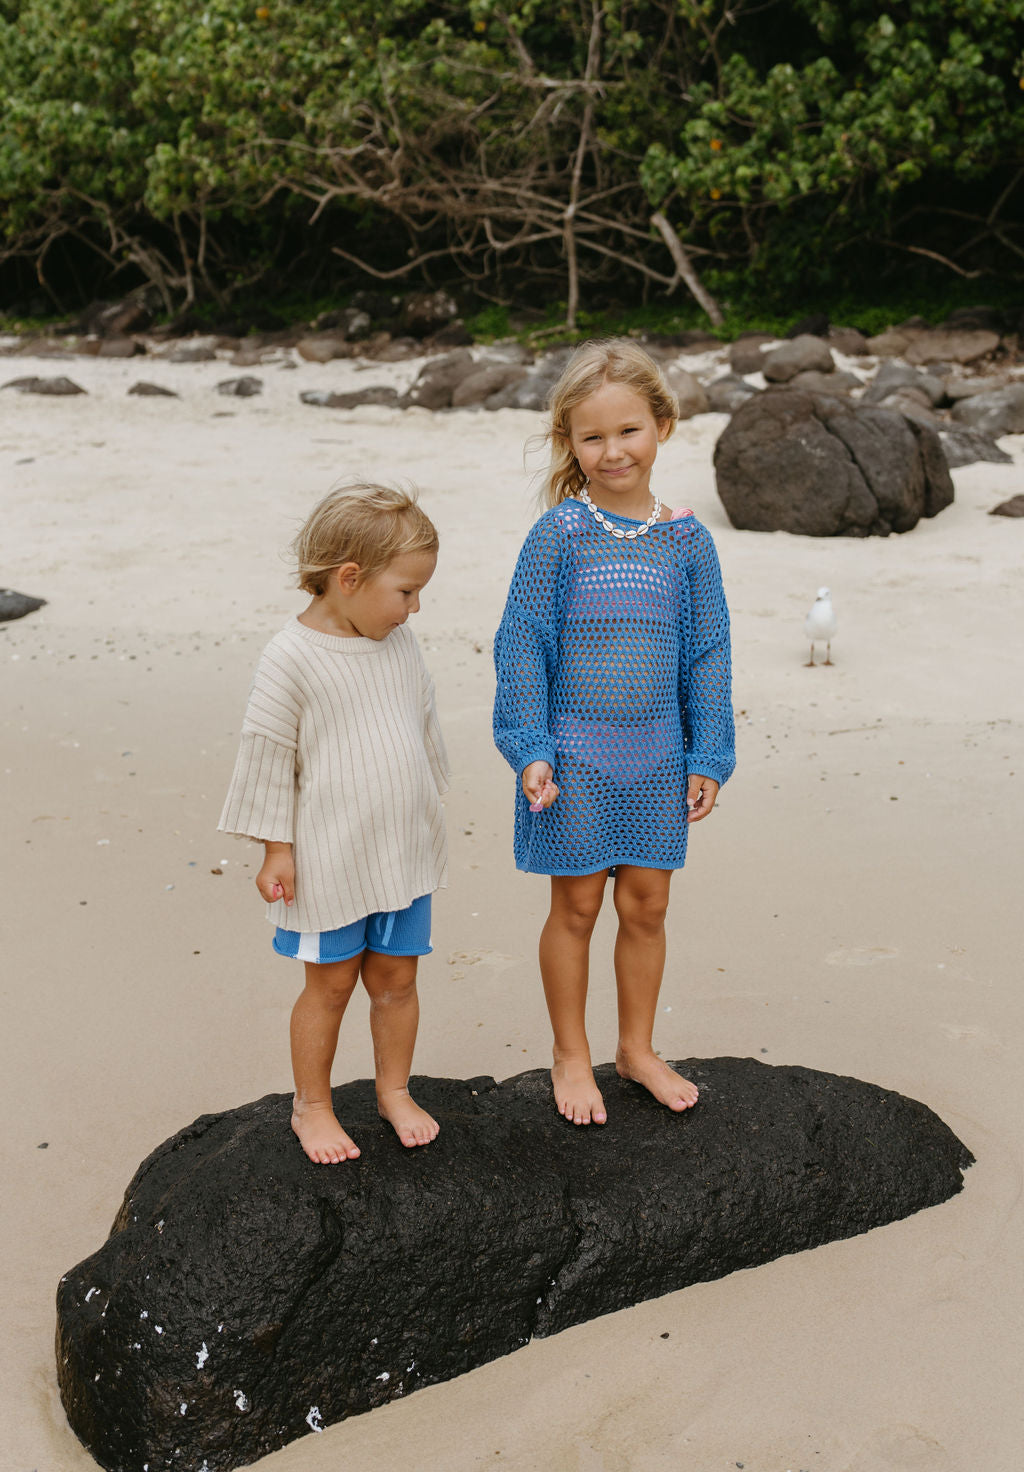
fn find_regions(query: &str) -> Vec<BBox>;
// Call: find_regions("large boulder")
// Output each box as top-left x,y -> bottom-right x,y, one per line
56,1057 -> 971,1472
761,334 -> 835,383
714,388 -> 954,536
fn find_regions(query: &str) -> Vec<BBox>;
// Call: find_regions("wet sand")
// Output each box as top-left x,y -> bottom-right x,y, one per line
2,349 -> 1022,1470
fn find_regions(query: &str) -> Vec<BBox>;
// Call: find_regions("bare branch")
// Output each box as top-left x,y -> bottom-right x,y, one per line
650,211 -> 724,323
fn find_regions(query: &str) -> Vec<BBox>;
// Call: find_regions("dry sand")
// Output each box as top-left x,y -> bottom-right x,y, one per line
2,347 -> 1022,1472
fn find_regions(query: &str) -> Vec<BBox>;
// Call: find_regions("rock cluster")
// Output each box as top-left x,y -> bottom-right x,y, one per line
5,304 -> 1022,532
56,1055 -> 971,1472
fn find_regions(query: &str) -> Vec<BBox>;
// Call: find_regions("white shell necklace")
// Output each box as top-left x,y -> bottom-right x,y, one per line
578,479 -> 662,540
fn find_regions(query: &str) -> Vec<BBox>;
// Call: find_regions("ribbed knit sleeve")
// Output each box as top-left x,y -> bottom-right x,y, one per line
219,733 -> 296,842
492,511 -> 564,776
682,522 -> 736,787
218,642 -> 301,842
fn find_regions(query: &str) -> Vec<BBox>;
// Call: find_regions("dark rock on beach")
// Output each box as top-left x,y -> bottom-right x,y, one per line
728,334 -> 774,375
300,386 -> 400,409
127,382 -> 179,398
990,493 -> 1024,517
0,588 -> 47,621
56,1056 -> 971,1472
216,376 -> 263,398
705,373 -> 758,414
950,383 -> 1024,438
937,426 -> 1012,469
714,388 -> 954,536
3,374 -> 86,395
761,334 -> 835,383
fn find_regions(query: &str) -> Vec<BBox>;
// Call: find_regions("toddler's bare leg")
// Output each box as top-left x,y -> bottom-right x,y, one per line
612,866 -> 699,1111
291,956 -> 363,1162
361,952 -> 439,1147
540,872 -> 608,1124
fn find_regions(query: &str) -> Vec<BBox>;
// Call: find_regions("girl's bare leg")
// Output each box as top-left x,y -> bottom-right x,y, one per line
361,951 -> 439,1147
539,871 -> 609,1124
290,955 -> 363,1163
612,866 -> 699,1111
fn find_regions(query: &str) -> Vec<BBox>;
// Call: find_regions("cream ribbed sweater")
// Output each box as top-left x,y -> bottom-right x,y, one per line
218,617 -> 448,932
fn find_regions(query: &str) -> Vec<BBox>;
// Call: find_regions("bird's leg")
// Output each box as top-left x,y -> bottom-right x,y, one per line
824,642 -> 833,666
806,643 -> 816,667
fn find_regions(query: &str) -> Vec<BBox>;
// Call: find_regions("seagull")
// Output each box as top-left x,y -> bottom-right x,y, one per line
805,586 -> 837,666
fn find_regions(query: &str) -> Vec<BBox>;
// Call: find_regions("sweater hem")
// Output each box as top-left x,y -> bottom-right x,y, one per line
514,857 -> 683,876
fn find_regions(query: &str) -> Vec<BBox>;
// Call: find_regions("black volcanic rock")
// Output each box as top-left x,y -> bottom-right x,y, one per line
56,1057 -> 971,1472
0,588 -> 46,621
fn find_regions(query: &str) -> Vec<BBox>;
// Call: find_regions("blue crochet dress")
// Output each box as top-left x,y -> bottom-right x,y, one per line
493,499 -> 735,875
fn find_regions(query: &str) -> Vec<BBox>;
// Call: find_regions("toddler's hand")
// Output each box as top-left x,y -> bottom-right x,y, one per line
256,843 -> 295,906
686,774 -> 719,823
522,761 -> 559,810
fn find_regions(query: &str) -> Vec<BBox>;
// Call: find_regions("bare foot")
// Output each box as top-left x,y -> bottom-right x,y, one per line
377,1088 -> 440,1148
551,1056 -> 607,1125
291,1100 -> 361,1164
615,1049 -> 699,1112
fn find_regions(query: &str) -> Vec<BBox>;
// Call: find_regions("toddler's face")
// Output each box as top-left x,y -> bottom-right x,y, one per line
568,381 -> 669,506
347,550 -> 437,641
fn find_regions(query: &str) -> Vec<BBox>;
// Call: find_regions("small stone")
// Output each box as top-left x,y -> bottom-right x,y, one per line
0,589 -> 46,622
215,376 -> 262,398
127,382 -> 179,398
2,375 -> 86,395
990,494 -> 1024,518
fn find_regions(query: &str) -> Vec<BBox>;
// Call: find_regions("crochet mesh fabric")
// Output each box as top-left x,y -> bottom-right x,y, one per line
493,499 -> 735,875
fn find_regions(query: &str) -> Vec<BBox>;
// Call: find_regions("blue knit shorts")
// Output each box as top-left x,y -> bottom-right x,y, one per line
273,894 -> 432,965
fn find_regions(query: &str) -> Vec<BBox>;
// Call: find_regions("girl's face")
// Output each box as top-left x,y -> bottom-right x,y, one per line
335,549 -> 437,640
567,380 -> 670,510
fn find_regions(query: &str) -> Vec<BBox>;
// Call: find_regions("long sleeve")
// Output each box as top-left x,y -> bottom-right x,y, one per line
682,522 -> 736,787
492,512 -> 566,776
218,644 -> 301,842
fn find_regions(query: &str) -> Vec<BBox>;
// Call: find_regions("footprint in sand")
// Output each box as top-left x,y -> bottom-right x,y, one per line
447,949 -> 519,981
843,1424 -> 953,1472
825,946 -> 899,967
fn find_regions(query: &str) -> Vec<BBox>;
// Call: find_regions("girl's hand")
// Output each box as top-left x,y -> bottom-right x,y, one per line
256,842 -> 295,905
686,774 -> 719,822
522,761 -> 559,810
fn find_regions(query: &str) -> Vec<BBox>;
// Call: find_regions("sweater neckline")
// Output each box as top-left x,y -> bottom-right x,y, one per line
285,615 -> 395,654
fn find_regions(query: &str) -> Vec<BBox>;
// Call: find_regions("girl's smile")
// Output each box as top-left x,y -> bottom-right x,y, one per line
567,380 -> 671,516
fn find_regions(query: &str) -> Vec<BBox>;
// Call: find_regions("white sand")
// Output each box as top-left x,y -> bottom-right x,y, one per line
2,348 -> 1023,1470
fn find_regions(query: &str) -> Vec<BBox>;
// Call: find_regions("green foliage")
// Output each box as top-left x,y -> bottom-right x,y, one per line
645,0 -> 1024,287
1,0 -> 1021,315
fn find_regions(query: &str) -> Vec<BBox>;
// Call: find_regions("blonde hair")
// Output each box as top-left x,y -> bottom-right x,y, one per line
543,339 -> 678,507
293,483 -> 438,595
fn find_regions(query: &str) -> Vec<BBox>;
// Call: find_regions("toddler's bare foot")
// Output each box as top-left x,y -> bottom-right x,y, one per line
615,1048 -> 699,1112
377,1088 -> 440,1148
291,1100 -> 361,1164
551,1056 -> 607,1125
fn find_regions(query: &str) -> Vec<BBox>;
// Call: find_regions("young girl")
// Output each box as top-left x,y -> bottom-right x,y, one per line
493,340 -> 734,1127
219,484 -> 449,1165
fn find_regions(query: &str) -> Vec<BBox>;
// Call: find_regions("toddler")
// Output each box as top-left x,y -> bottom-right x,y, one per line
220,484 -> 448,1163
